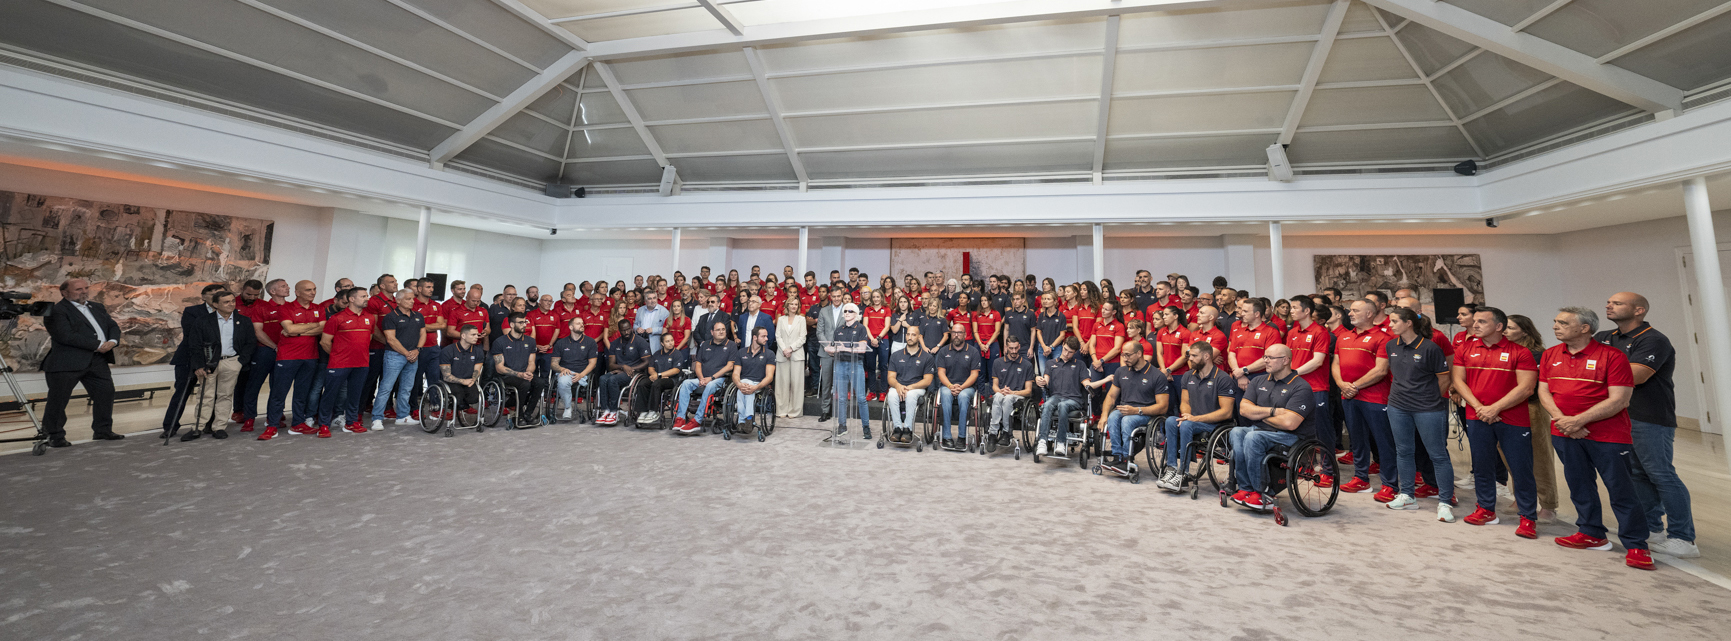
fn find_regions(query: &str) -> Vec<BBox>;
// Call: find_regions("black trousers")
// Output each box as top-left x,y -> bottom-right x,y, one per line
161,360 -> 194,430
44,363 -> 115,438
499,375 -> 546,414
638,377 -> 681,413
450,381 -> 480,411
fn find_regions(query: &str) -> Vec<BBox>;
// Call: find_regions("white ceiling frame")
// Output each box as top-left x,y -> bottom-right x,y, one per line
764,48 -> 1103,80
41,0 -> 464,129
1424,48 -> 1485,83
1373,9 -> 1486,157
487,0 -> 590,50
592,61 -> 671,168
233,0 -> 503,102
1510,0 -> 1575,33
1278,0 -> 1353,145
1458,78 -> 1565,123
1362,0 -> 1683,113
544,0 -> 757,24
741,47 -> 809,190
1596,1 -> 1731,64
387,0 -> 546,71
1090,16 -> 1121,185
799,136 -> 1092,154
556,66 -> 588,182
429,51 -> 589,168
695,0 -> 745,36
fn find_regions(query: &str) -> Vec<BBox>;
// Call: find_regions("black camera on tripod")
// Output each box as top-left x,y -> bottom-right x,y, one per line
0,291 -> 52,320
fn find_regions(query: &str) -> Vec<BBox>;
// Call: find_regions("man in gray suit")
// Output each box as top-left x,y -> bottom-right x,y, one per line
814,287 -> 848,422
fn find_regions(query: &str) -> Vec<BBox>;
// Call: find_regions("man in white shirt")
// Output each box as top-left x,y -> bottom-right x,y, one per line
182,290 -> 256,441
635,290 -> 670,346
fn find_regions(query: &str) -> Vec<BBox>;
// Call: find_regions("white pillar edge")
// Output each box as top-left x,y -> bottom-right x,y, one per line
1092,223 -> 1105,283
1269,220 -> 1284,301
413,205 -> 430,278
797,226 -> 809,277
1682,176 -> 1731,473
670,227 -> 682,279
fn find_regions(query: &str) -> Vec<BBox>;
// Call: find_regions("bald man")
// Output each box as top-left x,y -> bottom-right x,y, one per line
1597,291 -> 1695,558
1227,344 -> 1318,511
261,280 -> 327,440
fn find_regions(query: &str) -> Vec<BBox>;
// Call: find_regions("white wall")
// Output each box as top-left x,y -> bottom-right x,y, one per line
321,210 -> 542,298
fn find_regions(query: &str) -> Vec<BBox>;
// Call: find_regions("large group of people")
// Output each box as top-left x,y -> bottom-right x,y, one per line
35,262 -> 1697,573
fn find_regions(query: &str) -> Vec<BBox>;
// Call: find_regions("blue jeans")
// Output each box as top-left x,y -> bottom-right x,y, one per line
1037,397 -> 1082,442
937,386 -> 976,439
1107,411 -> 1152,458
373,351 -> 419,420
1165,420 -> 1219,467
266,358 -> 318,427
1554,437 -> 1649,550
555,370 -> 592,411
242,345 -> 276,419
318,366 -> 367,426
833,359 -> 868,428
1628,420 -> 1695,542
599,372 -> 631,411
1467,420 -> 1537,519
1232,427 -> 1299,493
886,387 -> 925,429
677,377 -> 728,419
736,379 -> 760,420
1387,406 -> 1453,500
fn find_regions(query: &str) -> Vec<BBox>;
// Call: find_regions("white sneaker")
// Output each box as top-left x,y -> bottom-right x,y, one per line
1650,537 -> 1701,559
561,407 -> 573,420
370,419 -> 384,431
1156,469 -> 1181,491
1053,443 -> 1067,458
1387,494 -> 1419,510
1454,476 -> 1475,490
1036,440 -> 1049,456
396,417 -> 417,425
1437,503 -> 1457,523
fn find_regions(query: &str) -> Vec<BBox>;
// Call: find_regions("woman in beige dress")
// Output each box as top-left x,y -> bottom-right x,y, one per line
775,297 -> 807,418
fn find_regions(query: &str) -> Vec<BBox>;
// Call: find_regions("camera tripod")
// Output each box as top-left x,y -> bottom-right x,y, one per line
0,351 -> 50,456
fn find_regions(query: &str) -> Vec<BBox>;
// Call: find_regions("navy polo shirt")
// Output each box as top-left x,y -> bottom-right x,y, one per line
551,335 -> 598,372
1035,310 -> 1068,347
992,355 -> 1033,391
694,339 -> 737,377
735,345 -> 774,381
1181,367 -> 1237,416
917,313 -> 949,351
1245,372 -> 1316,438
1044,355 -> 1088,402
934,342 -> 981,384
1385,335 -> 1450,413
1595,322 -> 1676,427
380,308 -> 424,350
1002,308 -> 1035,347
650,348 -> 689,374
611,335 -> 651,368
832,323 -> 870,360
441,343 -> 485,379
889,348 -> 934,385
1112,362 -> 1170,407
490,331 -> 535,371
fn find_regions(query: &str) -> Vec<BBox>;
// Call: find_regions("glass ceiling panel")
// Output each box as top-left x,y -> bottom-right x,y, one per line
566,126 -> 653,159
1102,134 -> 1274,171
627,80 -> 767,121
1338,1 -> 1388,35
756,19 -> 1104,74
1297,85 -> 1450,127
490,112 -> 572,158
1463,81 -> 1635,155
0,0 -> 457,149
1442,0 -> 1564,27
76,0 -> 493,124
1108,91 -> 1295,135
1611,10 -> 1731,91
671,154 -> 796,183
1117,2 -> 1331,47
524,80 -> 583,123
802,141 -> 1093,180
1430,52 -> 1553,118
1523,0 -> 1726,59
257,0 -> 535,98
1114,42 -> 1315,93
608,50 -> 751,86
1287,126 -> 1474,164
402,0 -> 572,70
560,8 -> 720,42
1392,22 -> 1478,77
774,56 -> 1102,113
650,119 -> 784,154
567,159 -> 665,186
576,91 -> 630,126
788,101 -> 1097,149
729,0 -> 1019,27
522,1 -> 673,19
452,138 -> 562,183
1316,37 -> 1419,84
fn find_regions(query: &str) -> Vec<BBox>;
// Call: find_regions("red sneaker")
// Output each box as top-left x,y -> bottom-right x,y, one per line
1368,462 -> 1380,475
1230,490 -> 1250,504
1555,532 -> 1612,550
1414,483 -> 1440,498
501,407 -> 512,416
257,426 -> 278,441
231,411 -> 244,422
1315,475 -> 1334,489
316,425 -> 332,438
1516,517 -> 1538,539
1241,492 -> 1271,510
1339,477 -> 1372,493
1337,451 -> 1354,464
1464,506 -> 1500,526
344,421 -> 368,434
1373,485 -> 1397,503
384,408 -> 398,420
290,424 -> 318,436
1626,549 -> 1657,571
410,410 -> 421,421
240,418 -> 255,432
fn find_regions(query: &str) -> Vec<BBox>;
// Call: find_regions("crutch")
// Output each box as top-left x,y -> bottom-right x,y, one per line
163,345 -> 213,446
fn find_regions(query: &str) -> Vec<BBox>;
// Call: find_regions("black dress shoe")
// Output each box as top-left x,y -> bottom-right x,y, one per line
211,429 -> 229,440
862,426 -> 872,440
180,430 -> 202,442
93,432 -> 125,441
159,429 -> 173,439
818,413 -> 831,423
48,437 -> 71,448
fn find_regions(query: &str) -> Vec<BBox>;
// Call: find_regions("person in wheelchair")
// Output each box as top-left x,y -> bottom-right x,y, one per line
550,315 -> 600,423
1228,344 -> 1316,511
1034,337 -> 1088,458
439,324 -> 486,423
934,320 -> 982,450
673,321 -> 737,434
885,325 -> 935,439
491,312 -> 546,427
637,333 -> 689,424
1096,341 -> 1170,476
731,326 -> 776,433
985,334 -> 1033,449
597,318 -> 652,426
1156,341 -> 1237,491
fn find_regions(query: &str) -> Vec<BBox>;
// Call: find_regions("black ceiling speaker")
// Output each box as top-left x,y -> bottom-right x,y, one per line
544,184 -> 586,198
1453,160 -> 1478,176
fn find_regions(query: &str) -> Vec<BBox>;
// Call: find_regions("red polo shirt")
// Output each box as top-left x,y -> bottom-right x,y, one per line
446,303 -> 489,339
1286,320 -> 1333,392
1154,325 -> 1191,375
864,305 -> 891,338
246,298 -> 283,347
945,308 -> 973,341
1458,338 -> 1537,427
665,315 -> 692,349
322,308 -> 375,369
1227,323 -> 1283,373
526,307 -> 561,348
1539,341 -> 1634,443
413,298 -> 442,347
1192,325 -> 1228,367
276,300 -> 324,360
579,307 -> 607,340
972,308 -> 1001,345
1067,305 -> 1097,341
1091,320 -> 1126,364
555,302 -> 582,338
1335,326 -> 1393,405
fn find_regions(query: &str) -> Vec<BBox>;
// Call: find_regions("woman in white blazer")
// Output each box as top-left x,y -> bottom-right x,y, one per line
774,296 -> 807,417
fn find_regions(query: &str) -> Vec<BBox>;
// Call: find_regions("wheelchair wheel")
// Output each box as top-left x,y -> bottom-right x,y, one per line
757,391 -> 776,437
919,392 -> 938,446
1144,419 -> 1166,480
481,380 -> 504,427
1016,396 -> 1040,457
722,384 -> 739,430
616,374 -> 643,426
1204,426 -> 1234,493
502,384 -> 522,430
419,385 -> 447,434
1287,440 -> 1340,517
575,374 -> 597,423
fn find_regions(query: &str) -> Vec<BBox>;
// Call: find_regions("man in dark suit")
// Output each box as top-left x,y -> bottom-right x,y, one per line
696,291 -> 737,345
160,283 -> 227,436
42,278 -> 124,446
179,290 -> 256,441
735,293 -> 777,355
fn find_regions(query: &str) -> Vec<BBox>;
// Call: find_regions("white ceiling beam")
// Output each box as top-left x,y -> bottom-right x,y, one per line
487,0 -> 590,50
1278,0 -> 1352,145
556,66 -> 588,182
429,51 -> 589,168
741,47 -> 809,190
580,0 -> 1219,60
1373,9 -> 1485,157
592,61 -> 671,167
550,2 -> 700,24
1596,1 -> 1731,64
1091,16 -> 1121,185
695,0 -> 745,36
1510,0 -> 1575,33
1362,0 -> 1682,113
234,0 -> 502,101
388,0 -> 546,70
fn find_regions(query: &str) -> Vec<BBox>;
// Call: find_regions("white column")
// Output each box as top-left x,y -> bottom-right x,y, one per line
1268,221 -> 1284,300
670,228 -> 682,279
1683,177 -> 1731,471
413,205 -> 431,278
1092,223 -> 1105,283
797,226 -> 809,277
1222,234 -> 1256,293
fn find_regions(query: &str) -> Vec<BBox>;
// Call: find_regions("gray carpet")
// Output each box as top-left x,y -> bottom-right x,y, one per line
2,418 -> 1728,640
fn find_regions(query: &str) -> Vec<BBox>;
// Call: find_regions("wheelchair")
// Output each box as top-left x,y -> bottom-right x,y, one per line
480,370 -> 546,430
720,381 -> 776,442
416,381 -> 484,438
1157,421 -> 1234,500
975,392 -> 1029,459
1216,435 -> 1341,526
1030,394 -> 1091,468
922,386 -> 984,453
610,372 -> 645,426
1089,415 -> 1160,483
552,368 -> 601,424
877,388 -> 931,452
626,374 -> 676,430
